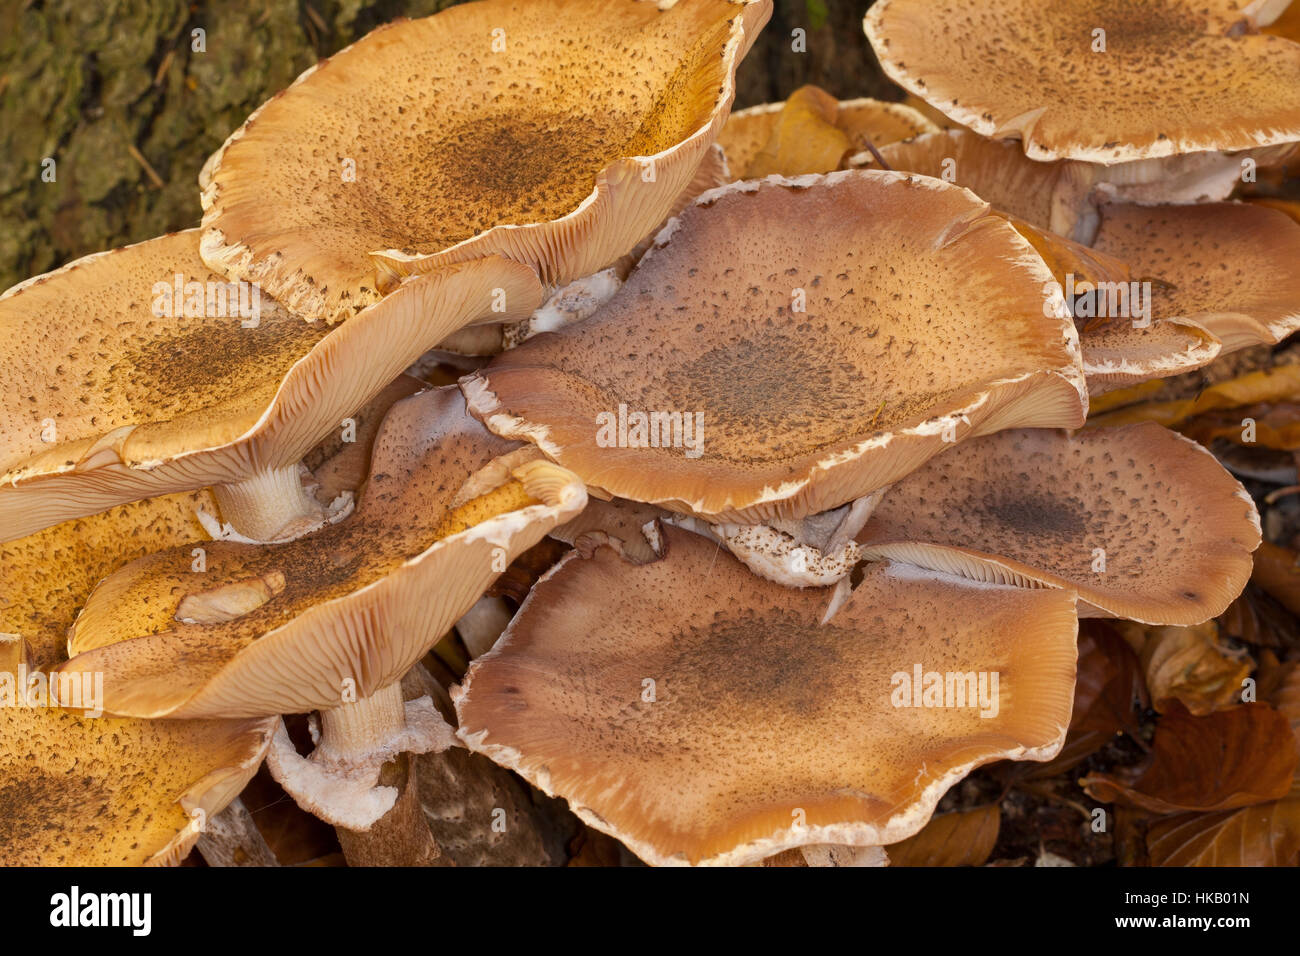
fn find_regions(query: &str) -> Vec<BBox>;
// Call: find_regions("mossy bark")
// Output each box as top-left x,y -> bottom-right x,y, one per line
0,0 -> 892,292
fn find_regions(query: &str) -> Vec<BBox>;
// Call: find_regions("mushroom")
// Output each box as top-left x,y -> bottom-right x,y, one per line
463,169 -> 1087,523
855,129 -> 1250,247
200,0 -> 773,323
0,492 -> 275,866
455,526 -> 1078,866
856,423 -> 1261,625
1087,201 -> 1300,354
857,130 -> 1300,387
0,231 -> 542,542
56,386 -> 586,842
864,0 -> 1300,164
1003,216 -> 1222,394
0,706 -> 273,866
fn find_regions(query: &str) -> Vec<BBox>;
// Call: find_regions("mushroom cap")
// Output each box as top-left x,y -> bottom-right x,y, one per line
1,490 -> 211,672
0,707 -> 273,866
0,231 -> 543,542
201,0 -> 772,322
0,490 -> 274,866
58,387 -> 587,719
864,0 -> 1300,163
868,130 -> 1065,230
455,526 -> 1077,866
1090,201 -> 1300,354
856,423 -> 1261,625
464,169 -> 1087,523
865,131 -> 1300,387
717,88 -> 938,177
1002,215 -> 1222,393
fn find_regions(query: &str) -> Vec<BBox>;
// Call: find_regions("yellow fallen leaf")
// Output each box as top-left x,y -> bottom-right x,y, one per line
1133,621 -> 1253,716
745,85 -> 853,178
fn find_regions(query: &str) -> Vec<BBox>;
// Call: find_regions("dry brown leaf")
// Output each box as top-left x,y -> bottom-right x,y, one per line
1135,621 -> 1253,716
744,85 -> 853,178
1088,364 -> 1300,431
1088,380 -> 1167,416
885,806 -> 1000,867
1082,702 -> 1297,814
1219,584 -> 1300,650
1253,541 -> 1300,616
1182,403 -> 1300,451
1145,668 -> 1300,865
1147,798 -> 1300,865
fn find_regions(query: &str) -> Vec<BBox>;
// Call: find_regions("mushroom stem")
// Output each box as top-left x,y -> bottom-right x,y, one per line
334,753 -> 445,866
318,681 -> 408,760
318,683 -> 443,867
195,797 -> 280,867
212,465 -> 321,540
265,681 -> 455,863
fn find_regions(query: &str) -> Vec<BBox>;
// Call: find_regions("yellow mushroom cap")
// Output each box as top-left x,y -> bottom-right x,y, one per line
0,707 -> 272,866
465,169 -> 1086,523
857,423 -> 1261,625
58,387 -> 587,719
201,0 -> 772,323
0,230 -> 543,542
865,0 -> 1300,164
0,492 -> 274,867
455,526 -> 1077,866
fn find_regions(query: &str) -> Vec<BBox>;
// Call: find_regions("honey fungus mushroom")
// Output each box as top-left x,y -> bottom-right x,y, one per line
455,527 -> 1078,866
463,169 -> 1087,523
856,423 -> 1261,625
200,0 -> 772,323
0,493 -> 274,866
864,0 -> 1300,165
857,130 -> 1300,388
0,231 -> 542,542
56,387 -> 586,841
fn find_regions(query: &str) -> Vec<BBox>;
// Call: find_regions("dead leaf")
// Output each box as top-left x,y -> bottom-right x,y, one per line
744,85 -> 853,178
1088,364 -> 1300,431
885,806 -> 1000,867
1147,797 -> 1300,865
1082,702 -> 1297,813
1253,541 -> 1300,616
1134,621 -> 1253,715
1088,380 -> 1167,416
1219,584 -> 1300,650
1182,403 -> 1300,451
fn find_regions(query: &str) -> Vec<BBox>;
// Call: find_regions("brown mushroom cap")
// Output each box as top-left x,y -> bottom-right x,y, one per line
201,0 -> 771,322
1002,215 -> 1221,393
455,526 -> 1077,866
864,0 -> 1300,163
1089,201 -> 1300,354
0,231 -> 543,542
865,131 -> 1300,387
58,387 -> 586,719
464,169 -> 1086,523
717,87 -> 938,177
0,707 -> 273,866
856,422 -> 1261,625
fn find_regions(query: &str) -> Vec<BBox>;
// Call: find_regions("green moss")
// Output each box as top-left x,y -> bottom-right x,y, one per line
0,0 -> 895,293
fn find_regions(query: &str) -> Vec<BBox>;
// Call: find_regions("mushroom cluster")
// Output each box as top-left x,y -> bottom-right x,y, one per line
1,0 -> 1294,867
